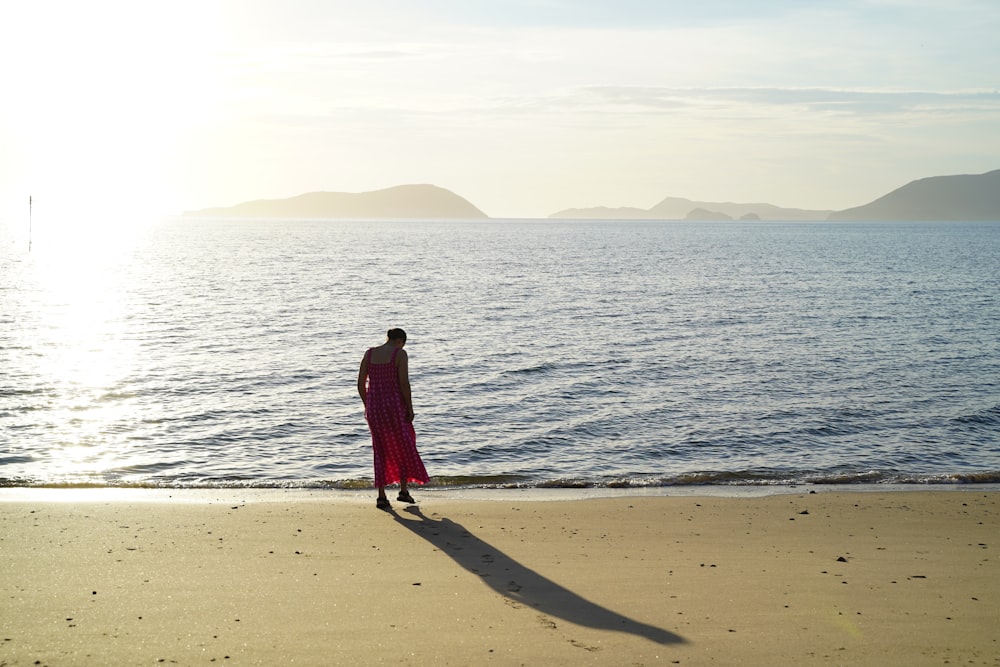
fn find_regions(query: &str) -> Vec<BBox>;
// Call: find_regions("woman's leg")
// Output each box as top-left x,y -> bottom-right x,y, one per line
373,443 -> 387,504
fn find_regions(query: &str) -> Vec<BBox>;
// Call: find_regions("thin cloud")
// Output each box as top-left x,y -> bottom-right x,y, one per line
563,86 -> 1000,117
371,0 -> 842,29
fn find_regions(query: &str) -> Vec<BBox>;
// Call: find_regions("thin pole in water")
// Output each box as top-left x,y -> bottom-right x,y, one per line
29,195 -> 33,251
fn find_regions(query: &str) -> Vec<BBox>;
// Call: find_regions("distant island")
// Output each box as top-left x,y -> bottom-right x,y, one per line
551,198 -> 831,221
827,169 -> 1000,221
183,184 -> 488,220
549,169 -> 1000,221
181,170 -> 999,221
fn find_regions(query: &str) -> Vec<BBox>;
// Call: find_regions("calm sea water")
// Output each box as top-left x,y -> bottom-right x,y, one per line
2,218 -> 999,489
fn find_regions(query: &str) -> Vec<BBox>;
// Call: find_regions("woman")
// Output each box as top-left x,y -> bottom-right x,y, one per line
357,328 -> 429,509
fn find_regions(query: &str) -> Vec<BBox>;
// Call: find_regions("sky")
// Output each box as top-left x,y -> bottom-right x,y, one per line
1,0 -> 999,223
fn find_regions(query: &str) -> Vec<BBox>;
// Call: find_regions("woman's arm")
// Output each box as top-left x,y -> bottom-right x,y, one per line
357,353 -> 369,404
396,349 -> 414,422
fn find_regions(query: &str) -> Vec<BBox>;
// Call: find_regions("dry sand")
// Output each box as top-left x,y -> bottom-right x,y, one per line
1,489 -> 998,666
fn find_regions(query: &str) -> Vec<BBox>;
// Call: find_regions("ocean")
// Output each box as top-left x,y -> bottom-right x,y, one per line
2,218 -> 999,490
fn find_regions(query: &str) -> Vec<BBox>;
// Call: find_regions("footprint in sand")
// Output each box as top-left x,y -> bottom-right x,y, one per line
537,615 -> 557,630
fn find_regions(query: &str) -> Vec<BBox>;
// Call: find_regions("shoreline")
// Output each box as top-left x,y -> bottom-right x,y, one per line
3,489 -> 998,665
3,482 -> 1000,504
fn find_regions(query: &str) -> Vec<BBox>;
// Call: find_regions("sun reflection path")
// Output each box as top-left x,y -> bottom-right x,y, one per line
12,224 -> 153,482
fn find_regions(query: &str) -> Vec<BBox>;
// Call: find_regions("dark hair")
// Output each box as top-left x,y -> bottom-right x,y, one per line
386,328 -> 407,342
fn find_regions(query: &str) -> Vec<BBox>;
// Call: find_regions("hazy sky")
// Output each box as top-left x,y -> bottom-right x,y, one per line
2,0 -> 999,221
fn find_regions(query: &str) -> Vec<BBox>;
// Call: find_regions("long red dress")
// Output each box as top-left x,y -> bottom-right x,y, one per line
363,347 -> 429,487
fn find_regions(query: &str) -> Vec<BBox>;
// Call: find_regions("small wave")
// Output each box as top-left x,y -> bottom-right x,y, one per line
809,470 -> 1000,485
503,362 -> 558,376
952,404 -> 1000,427
939,471 -> 1000,484
0,455 -> 35,466
0,388 -> 46,398
426,474 -> 533,487
98,391 -> 139,402
5,468 -> 1000,491
0,479 -> 125,489
806,470 -> 891,484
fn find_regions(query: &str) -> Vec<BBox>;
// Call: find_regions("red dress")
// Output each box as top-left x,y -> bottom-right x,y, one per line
363,347 -> 429,487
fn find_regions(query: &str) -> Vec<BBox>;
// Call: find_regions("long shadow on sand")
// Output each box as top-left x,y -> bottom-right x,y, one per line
390,505 -> 684,645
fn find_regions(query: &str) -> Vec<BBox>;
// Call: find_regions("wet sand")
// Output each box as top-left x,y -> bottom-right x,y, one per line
1,489 -> 997,665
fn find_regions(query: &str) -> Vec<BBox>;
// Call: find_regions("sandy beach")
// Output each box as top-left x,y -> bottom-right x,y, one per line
1,489 -> 997,666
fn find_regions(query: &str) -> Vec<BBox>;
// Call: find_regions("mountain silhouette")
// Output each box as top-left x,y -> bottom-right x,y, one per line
181,170 -> 999,222
183,184 -> 488,219
828,169 -> 1000,221
550,197 -> 830,221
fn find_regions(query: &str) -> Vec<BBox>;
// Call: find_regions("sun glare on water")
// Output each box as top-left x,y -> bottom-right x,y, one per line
16,218 -> 151,482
